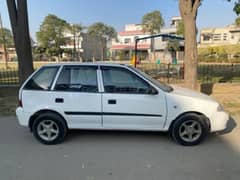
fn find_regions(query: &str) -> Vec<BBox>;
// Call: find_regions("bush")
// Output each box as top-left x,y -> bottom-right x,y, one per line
198,45 -> 240,63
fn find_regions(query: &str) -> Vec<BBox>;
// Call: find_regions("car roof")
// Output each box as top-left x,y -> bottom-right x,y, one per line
42,62 -> 130,68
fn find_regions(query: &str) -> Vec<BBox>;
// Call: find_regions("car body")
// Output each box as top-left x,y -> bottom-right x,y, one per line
16,63 -> 229,145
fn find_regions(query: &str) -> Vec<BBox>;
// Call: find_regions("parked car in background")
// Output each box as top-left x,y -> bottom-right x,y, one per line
16,63 -> 229,146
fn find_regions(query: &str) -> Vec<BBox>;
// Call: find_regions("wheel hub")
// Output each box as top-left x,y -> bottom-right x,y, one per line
179,120 -> 202,142
37,120 -> 59,141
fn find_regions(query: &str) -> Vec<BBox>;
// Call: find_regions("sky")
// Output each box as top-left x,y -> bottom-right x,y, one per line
0,0 -> 237,40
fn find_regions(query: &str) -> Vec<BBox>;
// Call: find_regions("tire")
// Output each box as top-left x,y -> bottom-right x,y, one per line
171,113 -> 208,146
32,112 -> 67,145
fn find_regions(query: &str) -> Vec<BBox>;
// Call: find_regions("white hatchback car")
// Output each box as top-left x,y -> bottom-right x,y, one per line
16,63 -> 229,146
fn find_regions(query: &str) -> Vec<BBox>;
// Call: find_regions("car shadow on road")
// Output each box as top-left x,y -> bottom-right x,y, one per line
66,129 -> 172,145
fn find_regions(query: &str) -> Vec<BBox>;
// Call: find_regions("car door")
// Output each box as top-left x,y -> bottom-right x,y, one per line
53,65 -> 102,129
101,66 -> 167,130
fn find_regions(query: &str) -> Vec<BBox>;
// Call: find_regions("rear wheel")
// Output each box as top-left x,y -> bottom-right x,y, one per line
32,113 -> 67,145
171,114 -> 208,146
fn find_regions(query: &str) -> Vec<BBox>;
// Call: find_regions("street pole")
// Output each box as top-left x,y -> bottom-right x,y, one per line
0,12 -> 9,69
134,39 -> 138,68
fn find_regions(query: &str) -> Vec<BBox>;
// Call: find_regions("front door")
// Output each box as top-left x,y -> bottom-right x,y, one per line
101,66 -> 166,130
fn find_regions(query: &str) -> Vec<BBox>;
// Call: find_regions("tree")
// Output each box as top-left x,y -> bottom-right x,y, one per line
0,28 -> 13,46
176,20 -> 184,36
167,39 -> 181,63
142,10 -> 165,34
179,0 -> 201,90
0,26 -> 14,68
167,39 -> 181,52
235,17 -> 240,26
233,1 -> 240,15
7,0 -> 34,84
87,22 -> 116,61
142,11 -> 165,61
179,0 -> 239,90
67,24 -> 84,61
235,1 -> 240,27
36,14 -> 69,61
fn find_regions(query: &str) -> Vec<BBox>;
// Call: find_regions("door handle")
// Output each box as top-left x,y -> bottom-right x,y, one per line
108,99 -> 116,104
55,98 -> 64,103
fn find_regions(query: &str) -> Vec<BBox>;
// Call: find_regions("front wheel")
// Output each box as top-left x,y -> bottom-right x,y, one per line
171,114 -> 208,146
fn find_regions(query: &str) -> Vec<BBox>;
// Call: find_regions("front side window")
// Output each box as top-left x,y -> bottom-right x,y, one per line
102,67 -> 151,94
54,66 -> 98,92
24,67 -> 59,90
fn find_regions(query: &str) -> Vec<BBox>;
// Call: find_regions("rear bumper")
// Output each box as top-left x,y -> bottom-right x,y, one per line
16,107 -> 31,127
210,111 -> 229,132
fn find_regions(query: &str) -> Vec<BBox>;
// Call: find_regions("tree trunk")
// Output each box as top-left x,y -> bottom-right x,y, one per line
151,37 -> 156,62
101,39 -> 105,61
179,0 -> 200,90
7,0 -> 34,85
183,16 -> 198,89
73,31 -> 76,61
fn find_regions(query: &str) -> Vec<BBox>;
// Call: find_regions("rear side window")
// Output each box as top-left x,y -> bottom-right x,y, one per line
24,67 -> 59,90
54,66 -> 98,93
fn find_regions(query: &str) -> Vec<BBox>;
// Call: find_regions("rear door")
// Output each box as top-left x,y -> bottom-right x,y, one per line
53,65 -> 102,129
101,66 -> 167,130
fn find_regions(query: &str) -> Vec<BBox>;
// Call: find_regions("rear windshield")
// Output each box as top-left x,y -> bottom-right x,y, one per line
24,67 -> 59,90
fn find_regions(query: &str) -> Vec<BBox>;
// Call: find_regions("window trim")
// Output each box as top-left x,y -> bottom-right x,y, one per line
52,65 -> 100,93
100,66 -> 158,95
51,65 -> 63,90
23,66 -> 60,91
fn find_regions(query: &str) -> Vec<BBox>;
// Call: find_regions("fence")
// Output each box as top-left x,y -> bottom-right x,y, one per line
138,63 -> 240,84
0,63 -> 240,86
0,68 -> 19,86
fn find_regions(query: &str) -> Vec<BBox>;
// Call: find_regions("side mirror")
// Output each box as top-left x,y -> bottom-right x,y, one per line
148,88 -> 158,95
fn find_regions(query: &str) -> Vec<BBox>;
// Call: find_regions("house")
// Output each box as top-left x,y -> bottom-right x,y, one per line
110,16 -> 184,64
199,25 -> 240,47
61,31 -> 106,62
110,24 -> 151,61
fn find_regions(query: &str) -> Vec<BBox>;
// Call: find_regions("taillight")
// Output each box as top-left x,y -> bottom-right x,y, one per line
19,99 -> 23,107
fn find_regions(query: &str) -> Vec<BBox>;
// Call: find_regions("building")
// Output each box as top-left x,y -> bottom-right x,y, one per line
154,16 -> 184,63
110,16 -> 184,63
110,24 -> 151,61
199,25 -> 240,47
61,31 -> 106,62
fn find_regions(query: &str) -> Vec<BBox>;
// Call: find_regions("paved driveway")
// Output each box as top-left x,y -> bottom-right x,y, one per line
0,115 -> 240,180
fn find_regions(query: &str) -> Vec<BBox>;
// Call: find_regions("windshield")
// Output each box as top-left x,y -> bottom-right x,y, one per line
128,66 -> 173,92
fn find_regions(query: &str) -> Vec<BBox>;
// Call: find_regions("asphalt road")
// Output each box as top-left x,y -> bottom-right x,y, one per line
0,115 -> 240,180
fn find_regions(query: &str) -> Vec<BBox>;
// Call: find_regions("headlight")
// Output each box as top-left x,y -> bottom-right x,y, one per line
217,104 -> 224,111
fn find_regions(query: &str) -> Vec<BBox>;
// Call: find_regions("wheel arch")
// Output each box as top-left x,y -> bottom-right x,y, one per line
29,109 -> 68,131
168,111 -> 211,132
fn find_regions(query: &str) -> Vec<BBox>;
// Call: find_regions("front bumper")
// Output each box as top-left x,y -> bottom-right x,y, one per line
210,111 -> 229,132
16,107 -> 31,127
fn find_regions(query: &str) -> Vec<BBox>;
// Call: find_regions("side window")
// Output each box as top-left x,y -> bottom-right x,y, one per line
102,67 -> 151,94
54,66 -> 98,93
24,67 -> 58,90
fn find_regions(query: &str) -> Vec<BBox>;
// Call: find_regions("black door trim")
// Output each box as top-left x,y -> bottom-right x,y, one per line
64,111 -> 162,117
